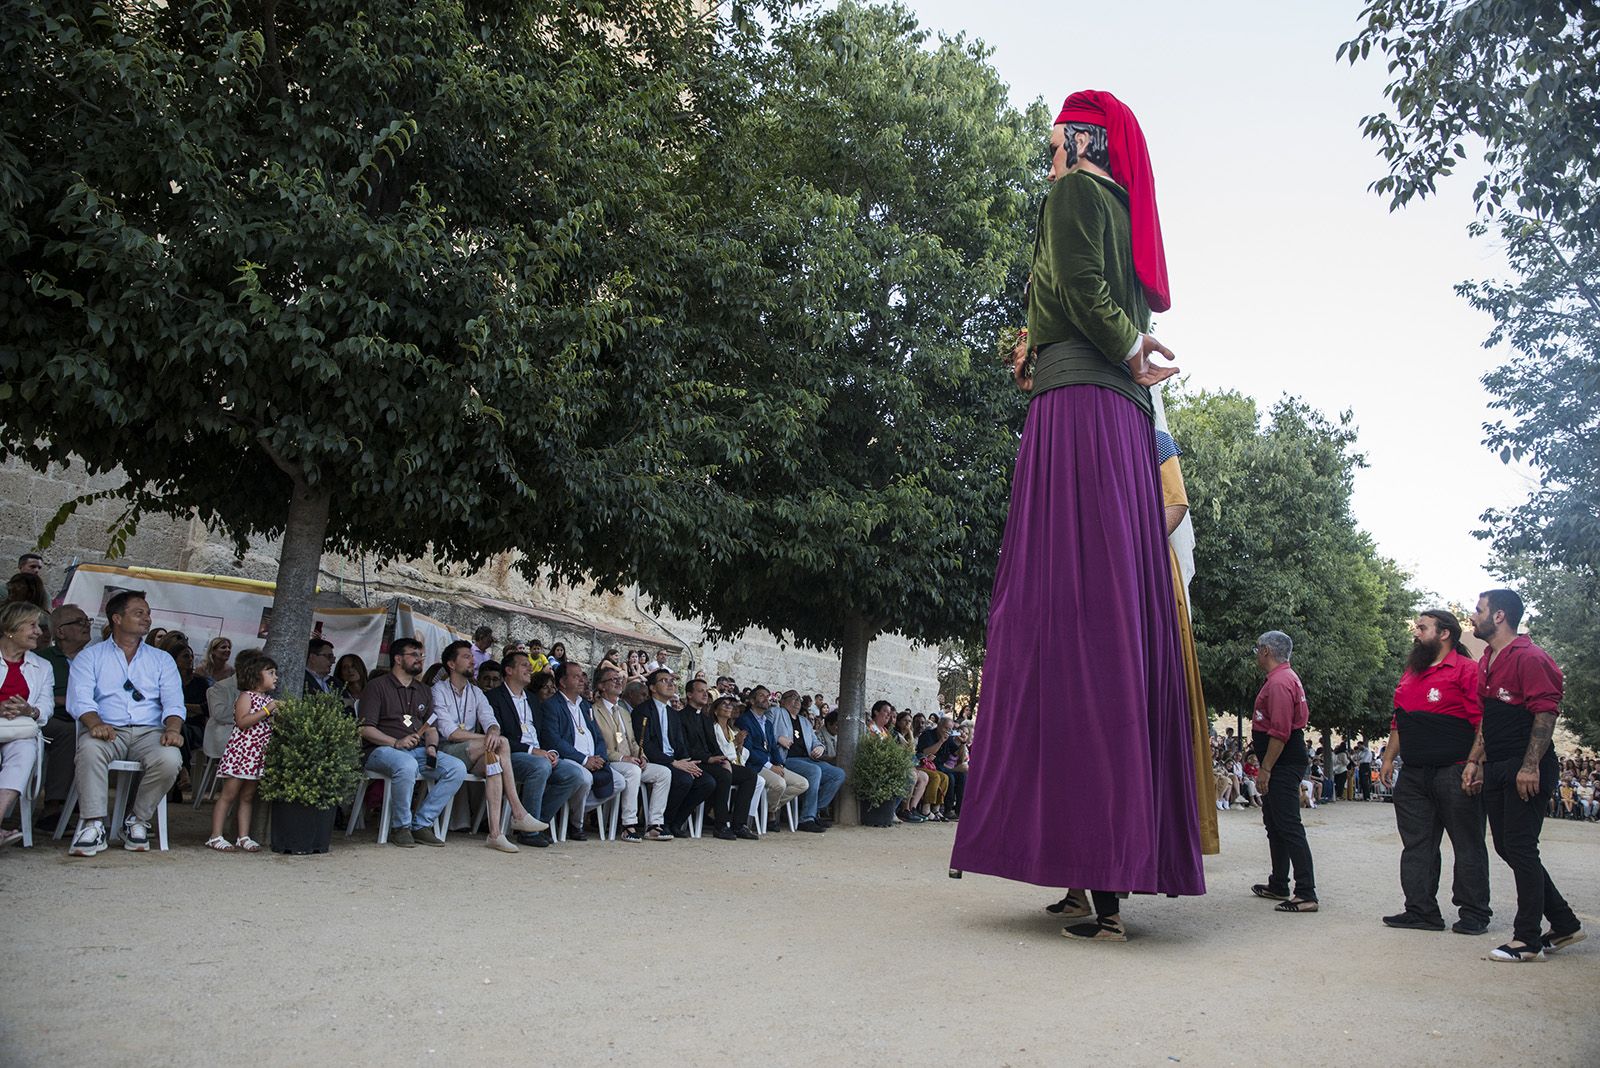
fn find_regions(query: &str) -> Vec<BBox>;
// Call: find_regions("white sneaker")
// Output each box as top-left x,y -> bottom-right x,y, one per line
123,816 -> 151,851
68,821 -> 108,857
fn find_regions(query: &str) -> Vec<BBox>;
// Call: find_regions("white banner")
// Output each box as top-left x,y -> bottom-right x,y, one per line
394,603 -> 466,667
62,563 -> 389,672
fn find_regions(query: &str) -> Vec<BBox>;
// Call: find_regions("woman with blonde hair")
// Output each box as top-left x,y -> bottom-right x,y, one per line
0,602 -> 51,848
199,636 -> 235,685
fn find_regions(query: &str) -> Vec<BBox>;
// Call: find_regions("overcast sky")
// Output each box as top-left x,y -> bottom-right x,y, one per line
900,0 -> 1536,605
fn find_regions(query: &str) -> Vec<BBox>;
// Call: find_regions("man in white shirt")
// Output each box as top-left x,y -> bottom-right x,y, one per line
591,665 -> 673,841
484,651 -> 581,848
644,649 -> 670,675
64,590 -> 186,856
430,641 -> 546,852
470,626 -> 496,672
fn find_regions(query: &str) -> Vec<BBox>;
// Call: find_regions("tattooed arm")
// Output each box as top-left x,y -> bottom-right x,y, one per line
1516,714 -> 1556,800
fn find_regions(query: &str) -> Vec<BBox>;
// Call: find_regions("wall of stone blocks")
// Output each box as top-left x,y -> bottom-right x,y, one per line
1,457 -> 939,712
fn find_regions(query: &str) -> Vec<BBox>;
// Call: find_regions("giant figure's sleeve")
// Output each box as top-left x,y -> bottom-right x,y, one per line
1040,176 -> 1142,363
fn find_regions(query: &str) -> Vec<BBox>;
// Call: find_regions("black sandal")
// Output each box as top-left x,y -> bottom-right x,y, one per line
1251,884 -> 1290,901
1045,893 -> 1091,918
1275,898 -> 1319,913
1062,917 -> 1127,942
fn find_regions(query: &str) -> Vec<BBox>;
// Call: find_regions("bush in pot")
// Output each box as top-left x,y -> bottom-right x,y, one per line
259,693 -> 363,854
850,731 -> 915,827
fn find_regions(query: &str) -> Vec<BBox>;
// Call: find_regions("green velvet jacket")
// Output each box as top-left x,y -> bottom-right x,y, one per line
1026,170 -> 1152,416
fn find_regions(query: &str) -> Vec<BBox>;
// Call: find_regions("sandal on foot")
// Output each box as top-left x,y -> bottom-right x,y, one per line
1490,941 -> 1546,962
1541,928 -> 1585,953
0,829 -> 23,849
1275,898 -> 1319,913
234,836 -> 262,853
1063,917 -> 1127,942
1046,893 -> 1092,919
205,836 -> 236,852
1251,884 -> 1290,901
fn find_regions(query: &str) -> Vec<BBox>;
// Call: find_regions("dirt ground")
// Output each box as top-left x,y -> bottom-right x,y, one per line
1,796 -> 1595,1067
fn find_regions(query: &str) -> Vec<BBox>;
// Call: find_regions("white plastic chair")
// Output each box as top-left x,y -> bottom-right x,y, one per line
344,767 -> 448,844
53,761 -> 170,850
747,786 -> 768,837
784,795 -> 799,831
552,789 -> 619,842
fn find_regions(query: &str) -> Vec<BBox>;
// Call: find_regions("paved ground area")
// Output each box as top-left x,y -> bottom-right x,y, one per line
1,797 -> 1595,1066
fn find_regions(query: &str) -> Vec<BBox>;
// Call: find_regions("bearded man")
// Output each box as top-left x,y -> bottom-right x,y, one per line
949,91 -> 1204,942
1378,610 -> 1491,935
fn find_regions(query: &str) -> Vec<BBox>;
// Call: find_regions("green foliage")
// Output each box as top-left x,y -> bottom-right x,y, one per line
0,1 -> 785,686
543,2 -> 1040,663
850,731 -> 914,808
1169,388 -> 1417,739
1344,0 -> 1600,743
258,693 -> 363,809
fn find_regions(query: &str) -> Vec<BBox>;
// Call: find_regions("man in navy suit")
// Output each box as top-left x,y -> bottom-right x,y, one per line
637,669 -> 717,837
537,661 -> 612,841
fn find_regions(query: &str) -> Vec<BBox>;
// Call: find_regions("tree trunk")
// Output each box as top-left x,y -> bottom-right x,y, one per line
264,476 -> 332,699
833,615 -> 874,827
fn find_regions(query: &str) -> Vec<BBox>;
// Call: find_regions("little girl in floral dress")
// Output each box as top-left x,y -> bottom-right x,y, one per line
207,656 -> 278,852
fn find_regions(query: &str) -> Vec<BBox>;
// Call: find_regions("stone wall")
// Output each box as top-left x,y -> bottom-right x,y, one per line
1,456 -> 940,711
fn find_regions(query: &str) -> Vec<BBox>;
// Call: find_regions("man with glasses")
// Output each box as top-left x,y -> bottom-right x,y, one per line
39,604 -> 92,820
304,638 -> 335,695
356,637 -> 465,847
64,591 -> 186,856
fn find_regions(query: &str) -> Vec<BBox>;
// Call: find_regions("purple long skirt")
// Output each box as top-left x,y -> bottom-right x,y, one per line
949,385 -> 1205,896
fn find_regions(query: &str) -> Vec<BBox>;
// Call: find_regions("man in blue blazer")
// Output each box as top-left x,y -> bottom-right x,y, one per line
538,661 -> 613,840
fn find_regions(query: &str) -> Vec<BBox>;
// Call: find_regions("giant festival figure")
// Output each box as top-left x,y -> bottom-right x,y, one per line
949,90 -> 1206,941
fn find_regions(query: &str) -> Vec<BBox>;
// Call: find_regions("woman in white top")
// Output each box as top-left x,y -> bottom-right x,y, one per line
711,697 -> 748,765
0,602 -> 52,848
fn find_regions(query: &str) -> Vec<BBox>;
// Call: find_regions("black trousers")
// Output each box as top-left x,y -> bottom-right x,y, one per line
943,768 -> 966,813
1393,763 -> 1491,926
1483,752 -> 1579,945
661,764 -> 718,829
704,762 -> 758,829
1262,762 -> 1316,900
1358,763 -> 1373,799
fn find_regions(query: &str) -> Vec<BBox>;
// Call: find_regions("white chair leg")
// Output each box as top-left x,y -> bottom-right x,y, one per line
607,794 -> 621,840
785,796 -> 799,832
375,777 -> 393,846
108,771 -> 135,843
192,758 -> 217,810
54,782 -> 78,840
553,801 -> 569,843
155,795 -> 168,851
689,802 -> 704,839
750,789 -> 767,836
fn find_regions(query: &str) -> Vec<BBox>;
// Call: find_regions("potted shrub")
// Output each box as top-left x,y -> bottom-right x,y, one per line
259,693 -> 363,854
851,731 -> 915,827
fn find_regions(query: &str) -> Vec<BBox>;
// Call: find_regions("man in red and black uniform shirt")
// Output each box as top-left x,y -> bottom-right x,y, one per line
1249,631 -> 1316,912
1466,589 -> 1583,961
1378,610 -> 1490,934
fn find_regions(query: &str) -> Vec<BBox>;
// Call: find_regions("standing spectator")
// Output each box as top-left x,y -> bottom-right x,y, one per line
38,604 -> 93,820
16,553 -> 43,577
1467,589 -> 1583,961
645,648 -> 670,675
304,638 -> 335,695
206,655 -> 277,852
64,591 -> 186,856
356,637 -> 463,847
0,602 -> 51,849
546,642 -> 568,676
525,640 -> 550,676
1332,743 -> 1350,801
470,626 -> 496,672
1249,631 -> 1317,913
1357,740 -> 1374,800
199,637 -> 234,685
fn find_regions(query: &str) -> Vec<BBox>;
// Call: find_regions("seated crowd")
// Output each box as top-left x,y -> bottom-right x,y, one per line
0,570 -> 968,855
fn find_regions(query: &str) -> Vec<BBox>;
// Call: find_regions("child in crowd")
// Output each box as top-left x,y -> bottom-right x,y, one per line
206,655 -> 278,852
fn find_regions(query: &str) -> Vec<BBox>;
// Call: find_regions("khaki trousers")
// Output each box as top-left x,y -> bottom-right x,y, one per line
759,765 -> 808,816
75,726 -> 182,823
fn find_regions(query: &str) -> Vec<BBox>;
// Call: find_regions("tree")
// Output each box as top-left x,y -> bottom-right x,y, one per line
937,638 -> 983,714
1168,388 -> 1417,742
1343,1 -> 1600,736
0,1 -> 764,690
526,2 -> 1040,811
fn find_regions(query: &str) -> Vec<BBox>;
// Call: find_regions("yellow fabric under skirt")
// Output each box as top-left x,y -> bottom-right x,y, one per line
1173,547 -> 1220,855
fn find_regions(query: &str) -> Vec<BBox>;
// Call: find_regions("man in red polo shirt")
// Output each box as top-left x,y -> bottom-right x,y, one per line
1378,610 -> 1491,934
1465,589 -> 1584,962
1248,631 -> 1317,913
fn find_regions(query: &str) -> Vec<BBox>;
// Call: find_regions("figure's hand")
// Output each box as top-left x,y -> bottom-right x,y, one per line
1515,765 -> 1541,801
160,728 -> 183,747
1255,767 -> 1271,796
1379,761 -> 1395,789
1128,333 -> 1179,386
89,722 -> 117,741
1461,762 -> 1482,796
1011,331 -> 1033,393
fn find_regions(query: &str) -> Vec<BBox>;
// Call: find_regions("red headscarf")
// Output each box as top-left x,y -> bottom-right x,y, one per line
1055,90 -> 1170,313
